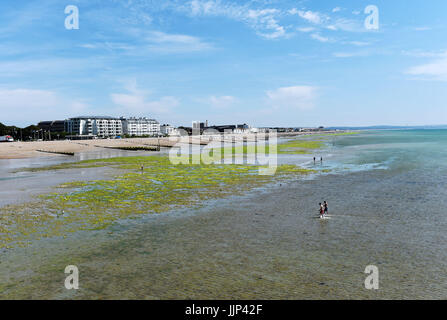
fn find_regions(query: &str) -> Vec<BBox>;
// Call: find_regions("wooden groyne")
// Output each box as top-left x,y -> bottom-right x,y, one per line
98,146 -> 160,152
36,150 -> 75,156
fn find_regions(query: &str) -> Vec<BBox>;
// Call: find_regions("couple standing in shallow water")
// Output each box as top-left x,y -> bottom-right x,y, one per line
319,201 -> 328,218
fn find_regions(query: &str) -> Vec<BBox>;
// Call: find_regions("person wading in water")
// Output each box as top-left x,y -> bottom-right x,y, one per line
319,203 -> 324,219
324,201 -> 328,216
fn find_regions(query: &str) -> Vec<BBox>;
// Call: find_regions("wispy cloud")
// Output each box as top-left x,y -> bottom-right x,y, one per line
289,6 -> 368,43
85,29 -> 215,54
0,88 -> 89,126
311,33 -> 330,43
412,26 -> 431,31
266,86 -> 317,111
297,27 -> 315,33
402,49 -> 447,58
111,80 -> 180,116
347,41 -> 371,46
405,51 -> 447,81
145,31 -> 215,53
207,95 -> 237,109
326,18 -> 365,32
333,51 -> 368,58
0,58 -> 104,77
290,9 -> 327,25
183,0 -> 288,39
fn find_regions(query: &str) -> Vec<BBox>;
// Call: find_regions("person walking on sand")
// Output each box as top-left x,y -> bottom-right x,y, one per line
323,201 -> 328,216
319,203 -> 324,219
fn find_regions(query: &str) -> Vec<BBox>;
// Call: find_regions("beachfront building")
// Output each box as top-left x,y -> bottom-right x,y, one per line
65,116 -> 123,138
233,124 -> 250,134
121,117 -> 160,137
249,127 -> 268,133
160,124 -> 175,136
38,120 -> 66,133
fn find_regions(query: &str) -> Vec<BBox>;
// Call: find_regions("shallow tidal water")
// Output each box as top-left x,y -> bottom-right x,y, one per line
0,149 -> 164,207
0,130 -> 446,299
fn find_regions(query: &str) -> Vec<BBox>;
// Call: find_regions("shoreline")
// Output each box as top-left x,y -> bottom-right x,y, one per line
0,131 -> 343,160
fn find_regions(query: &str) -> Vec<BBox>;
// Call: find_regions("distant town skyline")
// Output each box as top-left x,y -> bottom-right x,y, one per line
1,0 -> 447,128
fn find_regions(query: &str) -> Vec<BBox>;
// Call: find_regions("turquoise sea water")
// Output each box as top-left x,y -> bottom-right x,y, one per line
295,129 -> 447,174
334,129 -> 447,170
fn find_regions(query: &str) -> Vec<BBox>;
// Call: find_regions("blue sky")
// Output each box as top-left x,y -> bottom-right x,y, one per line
1,0 -> 446,127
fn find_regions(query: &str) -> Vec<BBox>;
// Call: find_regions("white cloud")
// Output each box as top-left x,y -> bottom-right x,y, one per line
145,31 -> 214,53
117,29 -> 214,54
0,88 -> 88,126
402,50 -> 447,58
79,42 -> 136,52
208,95 -> 237,109
328,18 -> 364,32
412,27 -> 431,31
406,53 -> 447,81
294,10 -> 325,24
185,0 -> 288,39
111,81 -> 180,115
266,86 -> 317,110
311,33 -> 330,43
243,8 -> 286,39
297,27 -> 315,33
333,51 -> 368,58
182,1 -> 369,41
112,94 -> 179,114
348,41 -> 371,46
148,31 -> 203,44
290,7 -> 365,41
0,58 -> 99,77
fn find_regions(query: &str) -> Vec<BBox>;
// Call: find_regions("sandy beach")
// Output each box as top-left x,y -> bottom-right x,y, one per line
0,137 -> 197,159
0,131 -> 338,160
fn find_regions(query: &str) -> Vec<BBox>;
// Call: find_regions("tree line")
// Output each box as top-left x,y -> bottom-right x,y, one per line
0,122 -> 70,141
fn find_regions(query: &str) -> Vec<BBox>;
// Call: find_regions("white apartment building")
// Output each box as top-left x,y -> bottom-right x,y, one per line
121,117 -> 160,136
160,124 -> 175,136
66,116 -> 123,137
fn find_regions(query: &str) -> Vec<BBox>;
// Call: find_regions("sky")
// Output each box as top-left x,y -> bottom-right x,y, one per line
0,0 -> 446,127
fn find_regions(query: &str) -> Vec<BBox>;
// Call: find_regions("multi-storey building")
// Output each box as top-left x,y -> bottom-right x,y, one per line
121,117 -> 160,136
160,124 -> 175,136
38,120 -> 66,133
48,116 -> 162,138
65,116 -> 123,137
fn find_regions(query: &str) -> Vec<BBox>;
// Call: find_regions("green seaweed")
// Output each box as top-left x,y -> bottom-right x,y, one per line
212,138 -> 324,156
1,155 -> 314,249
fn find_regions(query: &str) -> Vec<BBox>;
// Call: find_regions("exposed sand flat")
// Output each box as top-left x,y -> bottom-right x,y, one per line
0,137 -> 180,159
0,136 -> 212,159
0,131 -> 339,159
